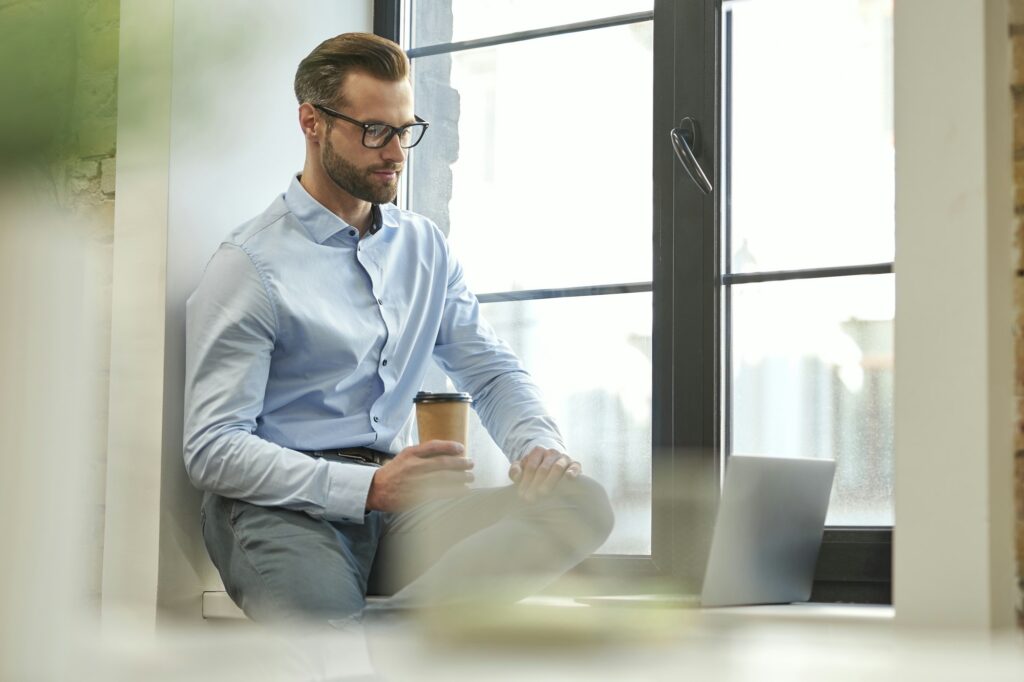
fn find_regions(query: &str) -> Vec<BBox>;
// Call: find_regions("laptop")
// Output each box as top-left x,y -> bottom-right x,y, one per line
579,454 -> 836,608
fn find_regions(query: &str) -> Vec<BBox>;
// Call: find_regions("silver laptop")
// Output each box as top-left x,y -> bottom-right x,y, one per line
578,454 -> 835,608
700,454 -> 835,607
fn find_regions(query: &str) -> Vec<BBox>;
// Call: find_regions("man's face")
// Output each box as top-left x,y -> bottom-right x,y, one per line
319,71 -> 414,205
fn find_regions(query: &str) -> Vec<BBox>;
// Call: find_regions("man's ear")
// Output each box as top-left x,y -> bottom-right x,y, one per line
298,102 -> 319,141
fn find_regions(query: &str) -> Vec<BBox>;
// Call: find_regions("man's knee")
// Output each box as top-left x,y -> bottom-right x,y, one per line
569,474 -> 616,544
539,474 -> 615,553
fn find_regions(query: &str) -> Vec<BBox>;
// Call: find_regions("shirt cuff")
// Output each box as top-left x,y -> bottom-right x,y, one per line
319,462 -> 378,524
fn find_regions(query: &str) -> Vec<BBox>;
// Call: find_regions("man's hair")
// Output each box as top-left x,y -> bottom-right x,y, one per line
294,32 -> 410,109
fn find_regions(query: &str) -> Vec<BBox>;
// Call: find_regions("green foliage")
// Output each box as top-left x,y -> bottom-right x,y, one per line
0,0 -> 119,173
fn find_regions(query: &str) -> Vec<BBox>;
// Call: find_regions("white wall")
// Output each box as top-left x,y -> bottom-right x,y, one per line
892,0 -> 1016,630
103,0 -> 175,630
161,0 -> 372,622
105,0 -> 372,627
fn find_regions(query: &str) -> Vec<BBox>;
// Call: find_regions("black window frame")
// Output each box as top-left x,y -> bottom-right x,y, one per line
374,0 -> 891,604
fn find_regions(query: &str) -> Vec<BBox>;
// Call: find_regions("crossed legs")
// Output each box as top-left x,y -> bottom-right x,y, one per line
201,476 -> 614,626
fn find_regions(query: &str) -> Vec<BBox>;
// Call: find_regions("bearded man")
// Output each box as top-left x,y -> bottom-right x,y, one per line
183,32 -> 614,626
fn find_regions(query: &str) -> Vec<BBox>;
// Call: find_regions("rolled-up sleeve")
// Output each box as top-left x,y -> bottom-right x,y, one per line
431,241 -> 565,461
183,243 -> 374,523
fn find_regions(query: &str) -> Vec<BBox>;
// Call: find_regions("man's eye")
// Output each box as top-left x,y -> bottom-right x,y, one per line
366,125 -> 390,139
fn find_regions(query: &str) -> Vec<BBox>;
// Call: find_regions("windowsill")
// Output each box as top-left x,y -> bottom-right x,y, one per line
202,591 -> 246,620
700,602 -> 894,623
202,590 -> 894,623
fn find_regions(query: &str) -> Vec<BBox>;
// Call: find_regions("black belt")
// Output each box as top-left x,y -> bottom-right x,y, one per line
300,446 -> 393,467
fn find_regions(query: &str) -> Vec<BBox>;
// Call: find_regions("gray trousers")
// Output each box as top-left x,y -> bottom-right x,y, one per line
201,475 -> 614,626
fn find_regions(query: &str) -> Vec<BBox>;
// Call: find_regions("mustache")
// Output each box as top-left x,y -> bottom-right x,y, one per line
369,164 -> 403,173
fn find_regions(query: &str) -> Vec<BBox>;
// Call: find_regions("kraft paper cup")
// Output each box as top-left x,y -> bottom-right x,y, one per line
414,391 -> 472,455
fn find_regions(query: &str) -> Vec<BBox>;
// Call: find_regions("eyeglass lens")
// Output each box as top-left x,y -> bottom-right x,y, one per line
364,124 -> 426,149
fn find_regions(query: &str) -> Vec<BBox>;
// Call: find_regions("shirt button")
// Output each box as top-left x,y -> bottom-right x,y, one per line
348,229 -> 356,237
373,416 -> 380,423
382,359 -> 388,366
377,298 -> 383,305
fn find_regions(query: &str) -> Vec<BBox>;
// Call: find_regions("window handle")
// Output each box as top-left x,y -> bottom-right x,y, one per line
670,117 -> 713,195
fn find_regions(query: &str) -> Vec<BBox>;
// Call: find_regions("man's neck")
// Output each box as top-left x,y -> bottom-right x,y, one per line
299,168 -> 373,236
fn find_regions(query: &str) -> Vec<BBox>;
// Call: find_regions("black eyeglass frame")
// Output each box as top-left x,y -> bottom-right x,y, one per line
313,104 -> 429,149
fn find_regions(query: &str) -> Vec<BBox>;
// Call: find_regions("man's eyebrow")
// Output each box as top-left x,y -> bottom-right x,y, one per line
366,116 -> 418,127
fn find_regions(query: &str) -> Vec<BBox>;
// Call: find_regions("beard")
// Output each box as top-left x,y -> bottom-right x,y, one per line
321,135 -> 401,205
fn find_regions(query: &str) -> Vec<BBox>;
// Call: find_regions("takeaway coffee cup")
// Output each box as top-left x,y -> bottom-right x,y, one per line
414,391 -> 472,454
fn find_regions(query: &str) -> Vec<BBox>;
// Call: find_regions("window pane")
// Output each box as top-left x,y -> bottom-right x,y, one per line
729,275 -> 893,526
411,0 -> 653,48
725,0 -> 893,273
410,21 -> 653,293
476,293 -> 653,555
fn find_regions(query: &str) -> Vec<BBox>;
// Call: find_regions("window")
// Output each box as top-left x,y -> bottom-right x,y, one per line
721,0 -> 894,601
378,0 -> 892,601
389,1 -> 656,557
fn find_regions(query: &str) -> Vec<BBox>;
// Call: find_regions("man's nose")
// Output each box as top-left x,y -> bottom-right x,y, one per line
381,133 -> 406,163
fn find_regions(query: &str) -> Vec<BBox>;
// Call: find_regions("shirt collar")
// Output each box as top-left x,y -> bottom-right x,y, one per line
284,175 -> 387,244
378,202 -> 401,230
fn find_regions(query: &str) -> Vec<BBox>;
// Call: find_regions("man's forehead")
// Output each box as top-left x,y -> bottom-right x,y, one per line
337,75 -> 415,122
339,71 -> 413,98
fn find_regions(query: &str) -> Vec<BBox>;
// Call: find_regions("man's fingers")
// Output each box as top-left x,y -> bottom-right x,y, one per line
422,469 -> 475,485
409,454 -> 473,474
514,448 -> 581,501
411,440 -> 465,457
536,456 -> 572,495
515,451 -> 543,498
520,450 -> 563,501
514,450 -> 583,501
524,452 -> 564,500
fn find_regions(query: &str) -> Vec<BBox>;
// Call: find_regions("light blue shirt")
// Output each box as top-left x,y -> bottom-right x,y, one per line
183,176 -> 564,523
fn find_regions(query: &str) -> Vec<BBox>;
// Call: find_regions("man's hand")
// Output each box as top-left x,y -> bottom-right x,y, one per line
508,447 -> 582,503
365,440 -> 474,513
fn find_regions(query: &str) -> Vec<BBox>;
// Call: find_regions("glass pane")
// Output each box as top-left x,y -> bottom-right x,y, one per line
471,293 -> 653,555
410,21 -> 653,293
729,275 -> 894,526
412,0 -> 653,48
725,0 -> 894,273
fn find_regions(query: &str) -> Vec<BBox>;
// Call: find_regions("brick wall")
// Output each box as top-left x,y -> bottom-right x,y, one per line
1012,0 -> 1024,630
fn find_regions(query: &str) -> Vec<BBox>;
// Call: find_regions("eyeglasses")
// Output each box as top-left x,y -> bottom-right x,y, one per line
313,104 -> 429,149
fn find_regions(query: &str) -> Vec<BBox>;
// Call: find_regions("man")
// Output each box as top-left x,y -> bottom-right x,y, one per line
183,32 -> 613,626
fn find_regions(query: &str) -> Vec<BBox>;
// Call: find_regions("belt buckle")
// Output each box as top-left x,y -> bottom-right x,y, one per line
339,450 -> 383,467
309,448 -> 383,468
336,453 -> 367,464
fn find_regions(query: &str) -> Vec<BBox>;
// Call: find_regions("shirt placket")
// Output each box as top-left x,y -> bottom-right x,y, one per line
356,238 -> 393,432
